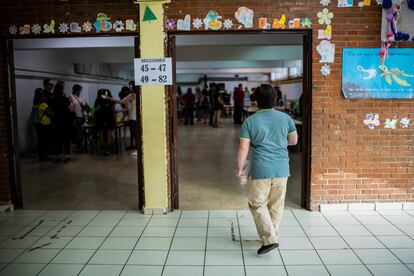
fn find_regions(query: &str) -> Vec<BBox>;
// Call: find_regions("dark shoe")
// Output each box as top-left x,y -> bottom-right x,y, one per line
257,243 -> 279,255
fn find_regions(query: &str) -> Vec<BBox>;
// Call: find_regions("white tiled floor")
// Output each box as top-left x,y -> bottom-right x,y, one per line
0,209 -> 413,276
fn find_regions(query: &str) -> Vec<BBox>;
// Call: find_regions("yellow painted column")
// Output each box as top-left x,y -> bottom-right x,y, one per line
136,1 -> 169,214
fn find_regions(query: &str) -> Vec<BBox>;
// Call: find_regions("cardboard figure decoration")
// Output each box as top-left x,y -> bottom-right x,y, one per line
203,11 -> 222,30
235,7 -> 254,28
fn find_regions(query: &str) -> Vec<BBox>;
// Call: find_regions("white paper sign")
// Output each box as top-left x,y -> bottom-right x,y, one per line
134,58 -> 172,86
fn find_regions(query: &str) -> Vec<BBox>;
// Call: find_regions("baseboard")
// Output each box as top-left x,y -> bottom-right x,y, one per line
320,202 -> 414,212
143,207 -> 168,215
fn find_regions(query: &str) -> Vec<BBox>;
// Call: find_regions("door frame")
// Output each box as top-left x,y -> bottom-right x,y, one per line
1,33 -> 144,210
166,29 -> 313,210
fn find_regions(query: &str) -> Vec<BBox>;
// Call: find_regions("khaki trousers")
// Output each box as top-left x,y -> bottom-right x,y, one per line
247,177 -> 288,246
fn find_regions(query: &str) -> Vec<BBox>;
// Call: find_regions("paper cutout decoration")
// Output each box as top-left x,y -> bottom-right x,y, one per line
177,15 -> 191,31
301,18 -> 312,28
113,21 -> 124,32
321,64 -> 331,76
203,11 -> 222,30
364,113 -> 380,129
288,18 -> 301,28
320,0 -> 332,6
338,0 -> 354,7
223,19 -> 233,29
9,25 -> 17,35
31,24 -> 42,34
378,65 -> 414,87
361,0 -> 372,6
376,0 -> 382,4
19,24 -> 31,35
59,23 -> 69,33
82,21 -> 93,32
94,13 -> 112,32
273,15 -> 286,29
70,22 -> 81,33
235,7 -> 254,28
143,6 -> 157,22
317,8 -> 334,25
192,18 -> 203,29
384,118 -> 398,129
43,20 -> 55,34
126,19 -> 137,31
400,117 -> 410,128
259,18 -> 268,29
317,40 -> 335,63
166,19 -> 176,30
318,25 -> 332,39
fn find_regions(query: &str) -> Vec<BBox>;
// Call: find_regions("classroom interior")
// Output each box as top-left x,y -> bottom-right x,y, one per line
11,33 -> 306,210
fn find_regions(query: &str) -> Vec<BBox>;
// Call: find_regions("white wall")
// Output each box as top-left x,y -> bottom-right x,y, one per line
279,82 -> 302,101
14,49 -> 131,153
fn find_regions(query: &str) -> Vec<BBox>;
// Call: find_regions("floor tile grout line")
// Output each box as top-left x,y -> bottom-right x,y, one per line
375,212 -> 414,242
374,211 -> 414,274
119,211 -> 154,275
74,211 -> 129,276
321,212 -> 374,276
235,210 -> 247,276
33,210 -> 101,276
0,210 -> 77,275
403,210 -> 414,218
160,211 -> 183,276
291,211 -> 332,276
278,210 -> 292,276
202,210 -> 210,276
349,211 -> 413,274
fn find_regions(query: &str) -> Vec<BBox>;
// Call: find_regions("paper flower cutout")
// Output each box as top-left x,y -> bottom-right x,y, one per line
320,0 -> 332,6
166,19 -> 176,30
125,19 -> 137,31
317,8 -> 334,25
31,24 -> 41,34
321,64 -> 331,76
384,118 -> 398,129
192,18 -> 203,29
223,19 -> 233,29
82,21 -> 93,32
113,21 -> 124,32
301,18 -> 312,28
400,117 -> 410,128
59,23 -> 69,33
9,25 -> 18,35
364,113 -> 380,129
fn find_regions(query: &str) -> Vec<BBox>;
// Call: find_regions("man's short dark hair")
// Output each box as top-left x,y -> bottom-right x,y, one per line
255,84 -> 276,109
72,84 -> 82,93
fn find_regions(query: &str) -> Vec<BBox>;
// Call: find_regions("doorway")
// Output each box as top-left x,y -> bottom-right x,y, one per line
168,31 -> 312,210
5,36 -> 143,210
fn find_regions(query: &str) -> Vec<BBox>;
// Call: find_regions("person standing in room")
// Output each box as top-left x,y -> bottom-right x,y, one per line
177,86 -> 184,122
195,87 -> 203,122
69,84 -> 87,152
200,88 -> 210,124
213,85 -> 224,128
275,86 -> 285,111
236,84 -> 298,255
208,83 -> 216,127
121,86 -> 138,156
183,87 -> 195,125
51,81 -> 74,163
94,89 -> 119,156
43,78 -> 54,105
243,86 -> 251,108
32,88 -> 52,161
233,84 -> 244,124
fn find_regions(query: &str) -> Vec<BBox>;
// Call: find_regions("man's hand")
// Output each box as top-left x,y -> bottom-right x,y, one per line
236,168 -> 243,177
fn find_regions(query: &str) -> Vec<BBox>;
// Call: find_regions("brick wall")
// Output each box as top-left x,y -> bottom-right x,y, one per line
1,0 -> 413,210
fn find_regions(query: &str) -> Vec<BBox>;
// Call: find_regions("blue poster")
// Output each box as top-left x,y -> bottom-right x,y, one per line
342,48 -> 414,99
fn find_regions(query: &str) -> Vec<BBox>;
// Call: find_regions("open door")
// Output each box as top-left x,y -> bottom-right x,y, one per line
301,32 -> 312,209
167,35 -> 179,210
134,36 -> 145,211
3,39 -> 23,209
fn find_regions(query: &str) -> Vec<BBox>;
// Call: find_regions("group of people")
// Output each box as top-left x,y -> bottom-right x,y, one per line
176,82 -> 301,128
31,79 -> 138,162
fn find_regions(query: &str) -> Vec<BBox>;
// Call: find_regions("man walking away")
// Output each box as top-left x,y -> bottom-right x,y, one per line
236,84 -> 298,255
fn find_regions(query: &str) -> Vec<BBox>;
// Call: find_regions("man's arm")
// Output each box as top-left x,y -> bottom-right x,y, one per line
237,139 -> 250,176
288,131 -> 298,146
